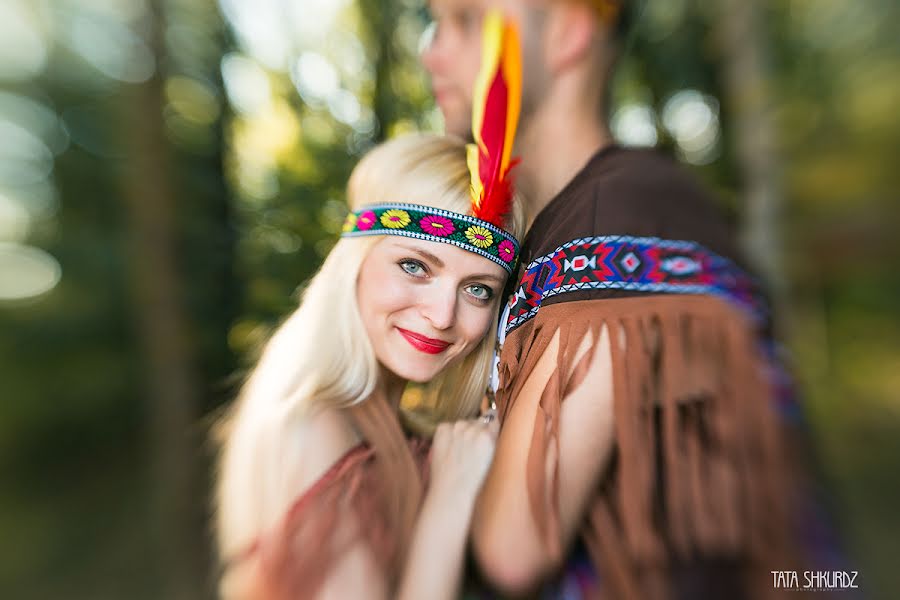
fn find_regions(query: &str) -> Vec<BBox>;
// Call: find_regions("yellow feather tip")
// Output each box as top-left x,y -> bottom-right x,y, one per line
466,143 -> 483,208
471,9 -> 504,148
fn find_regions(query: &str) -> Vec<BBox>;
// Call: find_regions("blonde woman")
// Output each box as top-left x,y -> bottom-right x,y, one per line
214,133 -> 525,600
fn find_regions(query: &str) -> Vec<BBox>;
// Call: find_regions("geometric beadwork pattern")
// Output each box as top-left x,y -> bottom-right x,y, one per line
341,202 -> 520,274
503,235 -> 767,334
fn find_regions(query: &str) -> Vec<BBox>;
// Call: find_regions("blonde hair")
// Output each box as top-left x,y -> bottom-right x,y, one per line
214,133 -> 525,573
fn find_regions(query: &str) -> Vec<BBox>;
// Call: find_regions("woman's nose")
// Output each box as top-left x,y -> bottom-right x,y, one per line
420,285 -> 457,331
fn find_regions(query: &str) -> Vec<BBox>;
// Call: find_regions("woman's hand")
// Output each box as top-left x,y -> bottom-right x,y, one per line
396,417 -> 498,600
428,417 -> 499,509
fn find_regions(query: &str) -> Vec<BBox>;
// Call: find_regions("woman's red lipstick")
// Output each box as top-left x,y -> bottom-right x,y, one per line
397,328 -> 450,354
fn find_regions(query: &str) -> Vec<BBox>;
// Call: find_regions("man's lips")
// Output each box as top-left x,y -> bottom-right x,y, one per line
397,327 -> 450,355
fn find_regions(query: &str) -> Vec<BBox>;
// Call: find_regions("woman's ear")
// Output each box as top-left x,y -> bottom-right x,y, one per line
544,2 -> 598,74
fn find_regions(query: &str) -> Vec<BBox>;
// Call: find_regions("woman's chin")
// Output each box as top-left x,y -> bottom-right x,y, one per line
381,338 -> 454,383
381,352 -> 447,384
389,363 -> 441,384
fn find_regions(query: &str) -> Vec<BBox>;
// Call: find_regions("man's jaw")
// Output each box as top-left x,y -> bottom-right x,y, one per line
438,109 -> 473,140
430,84 -> 471,137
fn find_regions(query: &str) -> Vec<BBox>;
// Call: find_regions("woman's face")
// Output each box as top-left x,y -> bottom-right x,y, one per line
357,236 -> 508,383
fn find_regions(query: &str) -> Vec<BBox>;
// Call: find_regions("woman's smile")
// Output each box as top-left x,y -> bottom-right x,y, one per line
396,327 -> 451,354
357,236 -> 506,383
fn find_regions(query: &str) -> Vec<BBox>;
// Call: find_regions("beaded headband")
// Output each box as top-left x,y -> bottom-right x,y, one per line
341,203 -> 520,273
340,11 -> 522,275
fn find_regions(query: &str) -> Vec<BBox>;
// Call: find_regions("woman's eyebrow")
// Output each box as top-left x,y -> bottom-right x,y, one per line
469,272 -> 504,284
396,244 -> 504,283
398,244 -> 445,268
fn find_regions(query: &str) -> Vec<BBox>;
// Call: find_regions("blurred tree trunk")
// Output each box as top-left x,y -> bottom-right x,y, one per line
714,0 -> 786,317
357,0 -> 401,141
118,1 -> 206,598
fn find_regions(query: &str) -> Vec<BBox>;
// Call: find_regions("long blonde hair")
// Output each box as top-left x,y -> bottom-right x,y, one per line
215,133 -> 525,568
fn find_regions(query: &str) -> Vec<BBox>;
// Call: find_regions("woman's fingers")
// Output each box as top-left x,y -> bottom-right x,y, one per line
429,418 -> 499,498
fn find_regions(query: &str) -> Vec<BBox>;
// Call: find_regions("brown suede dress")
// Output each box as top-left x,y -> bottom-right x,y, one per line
224,394 -> 430,600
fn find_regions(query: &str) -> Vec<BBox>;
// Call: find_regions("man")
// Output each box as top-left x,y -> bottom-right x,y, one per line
423,1 -> 803,599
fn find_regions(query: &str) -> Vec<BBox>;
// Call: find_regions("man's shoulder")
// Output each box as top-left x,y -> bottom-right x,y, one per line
524,147 -> 739,262
578,147 -> 718,218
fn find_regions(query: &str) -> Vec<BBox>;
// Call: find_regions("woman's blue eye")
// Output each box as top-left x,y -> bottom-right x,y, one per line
466,284 -> 493,301
399,260 -> 426,277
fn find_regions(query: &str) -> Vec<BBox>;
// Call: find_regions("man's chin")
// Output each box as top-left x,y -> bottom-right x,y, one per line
438,109 -> 474,140
446,120 -> 475,141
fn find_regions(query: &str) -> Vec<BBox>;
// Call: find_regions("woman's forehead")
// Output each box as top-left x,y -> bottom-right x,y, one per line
379,237 -> 507,280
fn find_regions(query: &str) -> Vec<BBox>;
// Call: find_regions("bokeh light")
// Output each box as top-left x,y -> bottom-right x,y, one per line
662,89 -> 721,165
0,1 -> 48,81
65,12 -> 155,83
611,104 -> 658,147
0,242 -> 61,301
221,53 -> 273,116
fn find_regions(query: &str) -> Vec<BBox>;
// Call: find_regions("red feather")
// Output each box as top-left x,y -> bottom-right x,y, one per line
471,13 -> 521,228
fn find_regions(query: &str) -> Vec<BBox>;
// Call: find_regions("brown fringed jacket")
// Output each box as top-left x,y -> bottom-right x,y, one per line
477,145 -> 800,599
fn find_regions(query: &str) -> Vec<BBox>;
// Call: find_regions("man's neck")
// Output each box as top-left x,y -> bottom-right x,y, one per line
515,92 -> 614,227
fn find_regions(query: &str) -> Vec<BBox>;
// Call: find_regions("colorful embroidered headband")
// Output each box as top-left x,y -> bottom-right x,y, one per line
340,11 -> 522,275
342,203 -> 519,273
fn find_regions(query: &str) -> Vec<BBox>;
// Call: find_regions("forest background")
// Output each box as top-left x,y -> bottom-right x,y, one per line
1,0 -> 898,598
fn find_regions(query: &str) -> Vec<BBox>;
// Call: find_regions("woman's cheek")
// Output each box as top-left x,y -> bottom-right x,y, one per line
460,304 -> 493,344
379,277 -> 419,314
